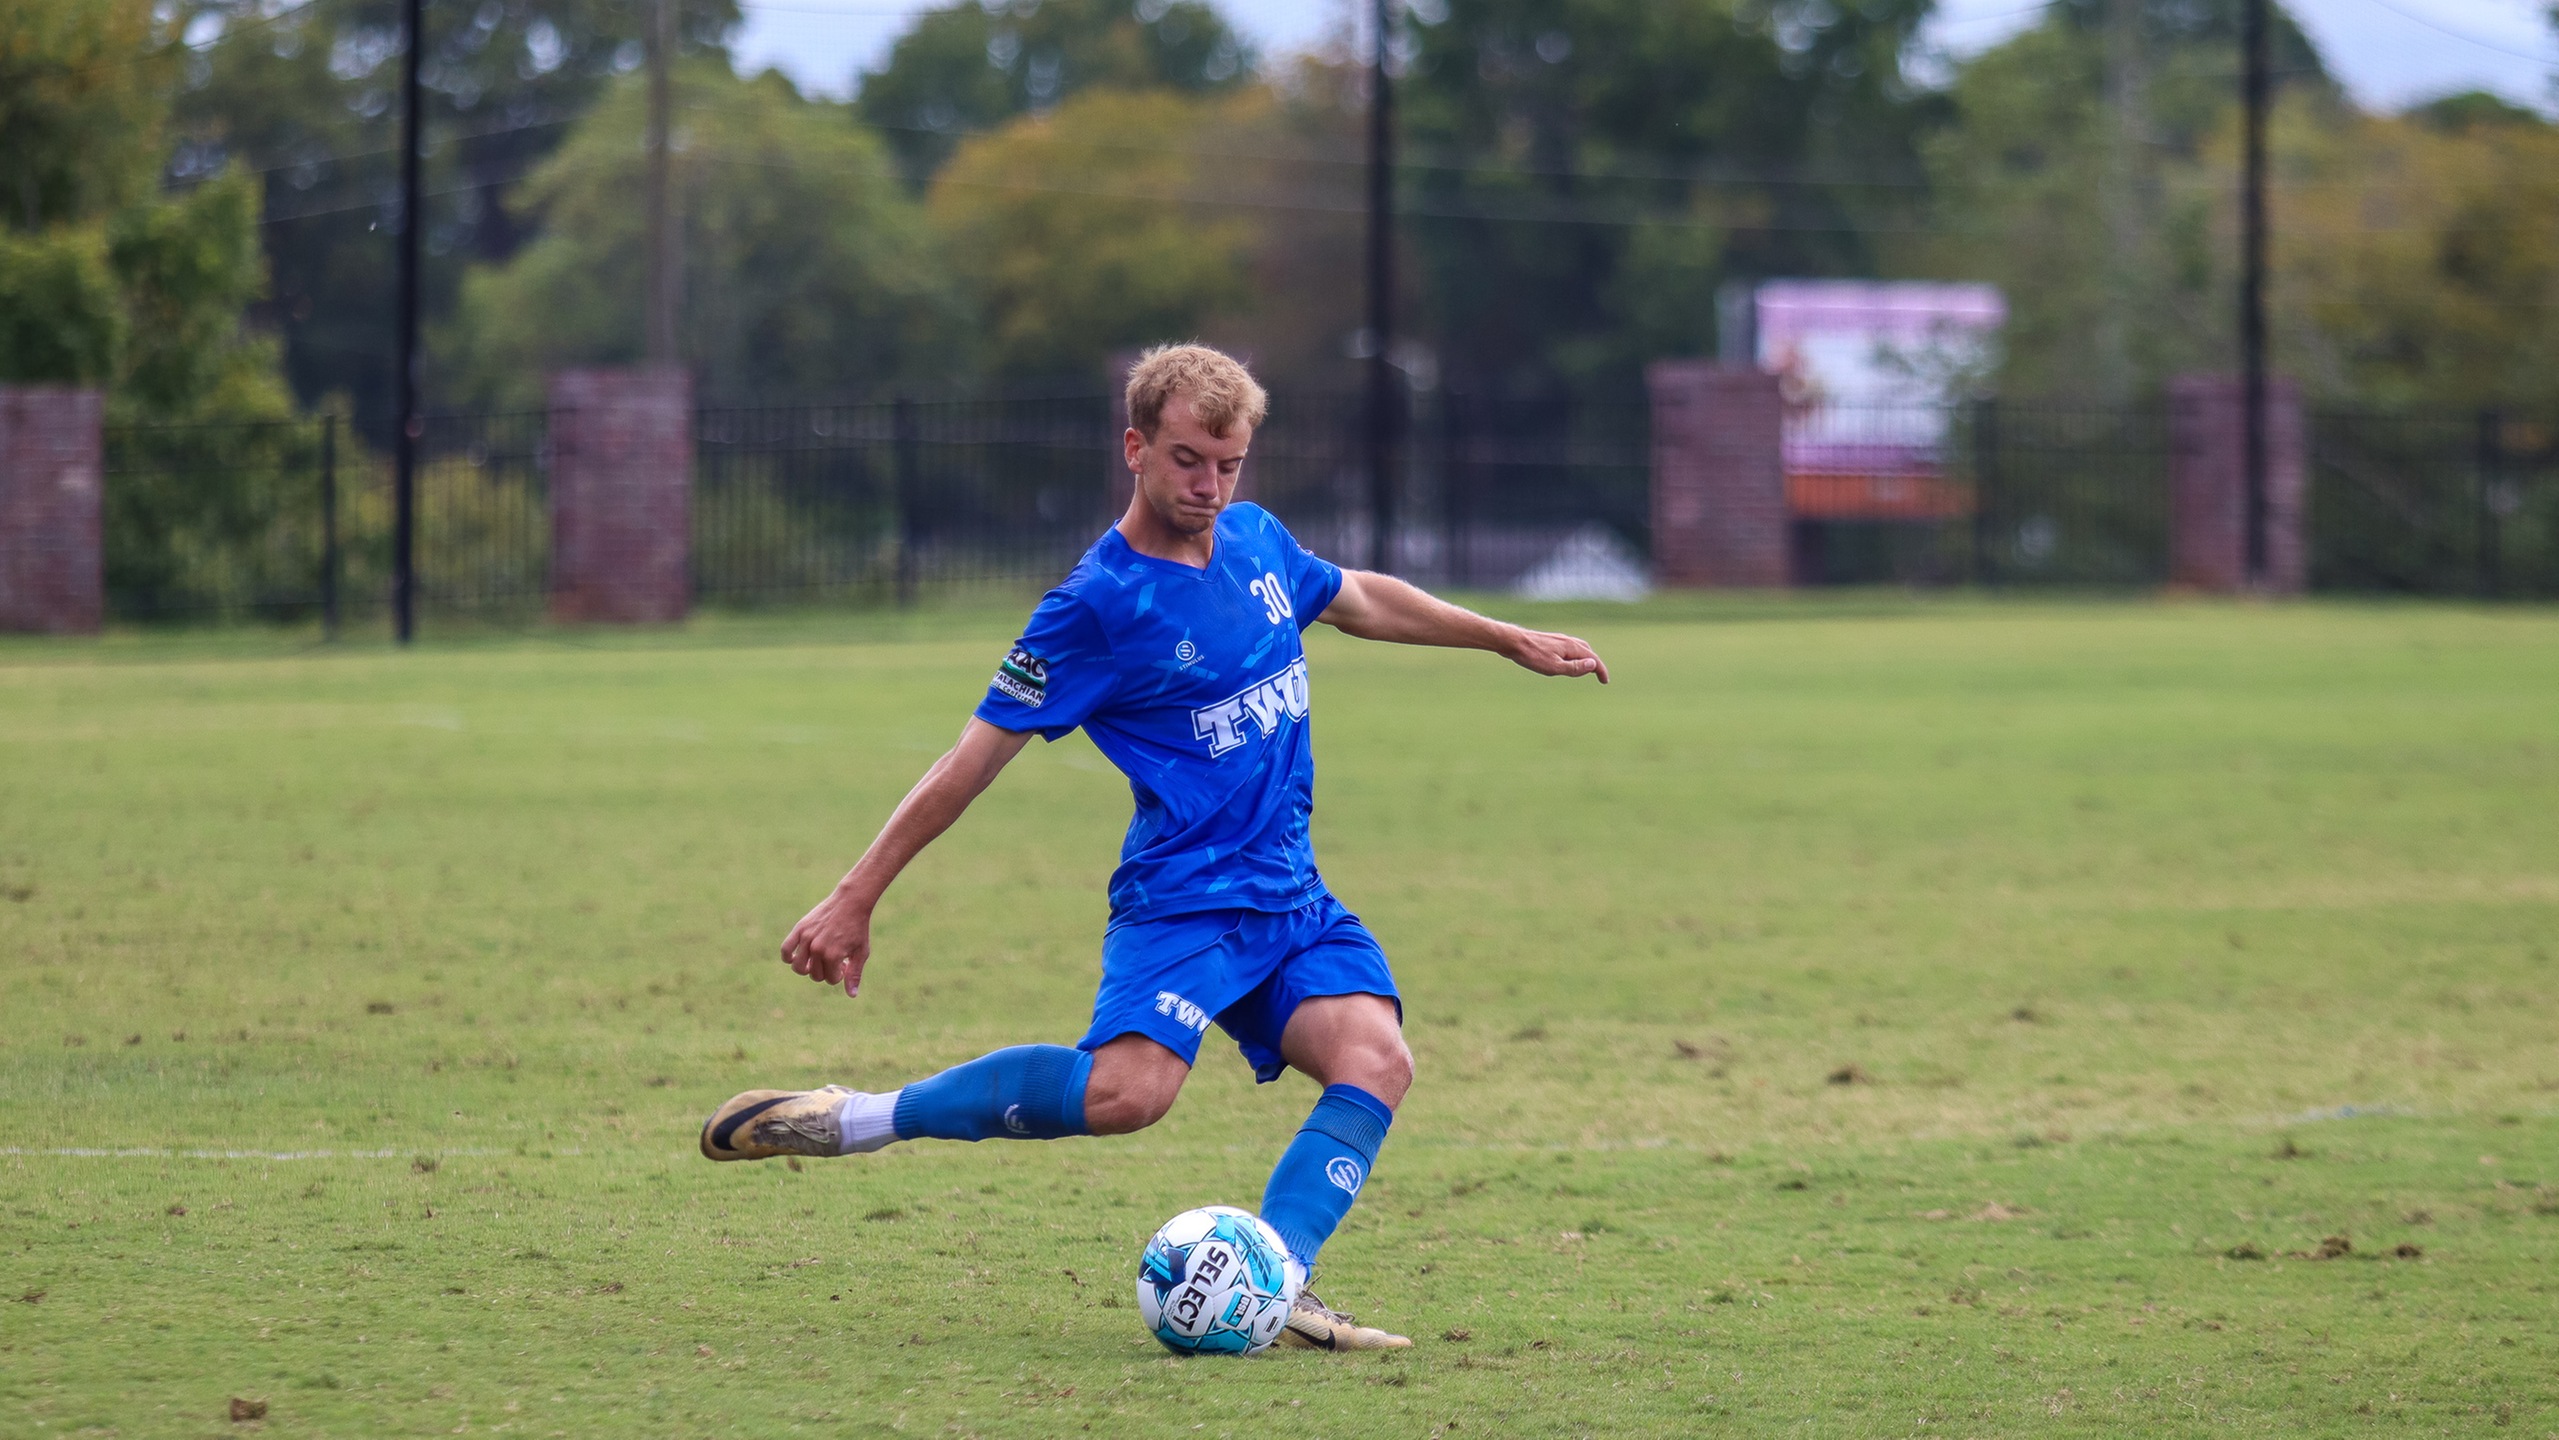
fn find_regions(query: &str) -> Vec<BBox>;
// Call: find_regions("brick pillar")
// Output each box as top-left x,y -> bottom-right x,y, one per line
0,386 -> 105,634
1647,361 -> 1788,587
2168,374 -> 2306,594
548,367 -> 691,624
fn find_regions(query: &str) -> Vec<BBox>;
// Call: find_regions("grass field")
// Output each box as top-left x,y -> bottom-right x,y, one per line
4,597 -> 2557,1438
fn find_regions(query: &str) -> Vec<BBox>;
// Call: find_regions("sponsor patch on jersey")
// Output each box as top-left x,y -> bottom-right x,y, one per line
992,645 -> 1049,707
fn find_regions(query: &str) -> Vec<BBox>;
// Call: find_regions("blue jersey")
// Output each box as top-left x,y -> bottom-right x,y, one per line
975,503 -> 1346,923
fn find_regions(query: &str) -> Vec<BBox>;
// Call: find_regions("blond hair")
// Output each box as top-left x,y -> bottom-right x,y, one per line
1125,343 -> 1268,439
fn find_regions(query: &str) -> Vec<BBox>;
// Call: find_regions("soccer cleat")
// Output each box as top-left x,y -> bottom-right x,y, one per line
1277,1288 -> 1412,1351
699,1085 -> 855,1162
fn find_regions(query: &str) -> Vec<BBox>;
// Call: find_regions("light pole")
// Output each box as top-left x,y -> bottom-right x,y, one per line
646,0 -> 677,365
2239,0 -> 2270,585
392,0 -> 424,644
1364,0 -> 1397,575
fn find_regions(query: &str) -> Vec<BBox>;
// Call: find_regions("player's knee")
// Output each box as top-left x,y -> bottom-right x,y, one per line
1373,1036 -> 1415,1108
1084,1079 -> 1177,1135
1340,1032 -> 1414,1109
1082,1041 -> 1188,1135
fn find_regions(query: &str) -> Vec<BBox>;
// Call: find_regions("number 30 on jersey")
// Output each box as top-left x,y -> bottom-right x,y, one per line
1246,572 -> 1293,625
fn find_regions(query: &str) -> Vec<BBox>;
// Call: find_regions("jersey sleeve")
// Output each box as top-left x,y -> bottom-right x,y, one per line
974,589 -> 1119,740
1267,510 -> 1345,629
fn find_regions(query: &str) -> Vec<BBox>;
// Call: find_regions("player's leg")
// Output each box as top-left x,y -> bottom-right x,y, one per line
1264,995 -> 1414,1350
705,908 -> 1251,1163
699,1035 -> 1188,1161
1215,897 -> 1414,1349
1260,993 -> 1410,1276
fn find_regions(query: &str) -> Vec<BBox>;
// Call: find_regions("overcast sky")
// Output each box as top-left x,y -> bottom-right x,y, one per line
730,0 -> 2556,116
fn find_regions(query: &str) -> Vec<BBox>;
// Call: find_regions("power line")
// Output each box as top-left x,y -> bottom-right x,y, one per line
2342,0 -> 2558,66
650,132 -> 2559,238
726,1 -> 950,14
1929,0 -> 2067,30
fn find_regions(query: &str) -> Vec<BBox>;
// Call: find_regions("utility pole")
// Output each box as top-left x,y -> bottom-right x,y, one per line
1364,0 -> 1397,575
392,0 -> 424,644
645,0 -> 677,364
2239,0 -> 2270,586
2097,0 -> 2148,404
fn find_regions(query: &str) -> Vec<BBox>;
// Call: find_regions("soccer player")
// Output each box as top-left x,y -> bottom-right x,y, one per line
702,344 -> 1608,1350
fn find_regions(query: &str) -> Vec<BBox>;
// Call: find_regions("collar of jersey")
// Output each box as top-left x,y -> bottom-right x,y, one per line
1104,521 -> 1219,577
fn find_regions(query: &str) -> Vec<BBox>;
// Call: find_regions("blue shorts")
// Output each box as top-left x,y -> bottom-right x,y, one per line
1080,893 -> 1400,1083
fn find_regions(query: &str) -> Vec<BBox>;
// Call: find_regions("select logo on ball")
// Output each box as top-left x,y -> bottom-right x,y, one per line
1136,1206 -> 1296,1355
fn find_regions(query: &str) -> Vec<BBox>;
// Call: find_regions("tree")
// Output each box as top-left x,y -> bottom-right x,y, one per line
0,228 -> 123,383
856,0 -> 1252,187
447,66 -> 966,404
0,0 -> 289,418
0,0 -> 171,231
926,88 -> 1260,381
1912,0 -> 2334,399
1393,0 -> 1944,400
2276,102 -> 2559,414
171,0 -> 740,433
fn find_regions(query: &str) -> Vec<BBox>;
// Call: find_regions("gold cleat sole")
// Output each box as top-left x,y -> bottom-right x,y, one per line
699,1086 -> 852,1162
1279,1291 -> 1413,1351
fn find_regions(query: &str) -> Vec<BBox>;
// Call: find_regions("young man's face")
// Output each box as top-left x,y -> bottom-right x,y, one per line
1125,393 -> 1251,537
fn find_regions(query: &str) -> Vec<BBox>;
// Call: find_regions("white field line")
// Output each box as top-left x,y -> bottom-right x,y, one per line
0,1146 -> 568,1161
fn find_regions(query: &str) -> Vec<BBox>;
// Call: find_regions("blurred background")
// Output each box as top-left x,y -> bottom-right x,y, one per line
2,0 -> 2555,626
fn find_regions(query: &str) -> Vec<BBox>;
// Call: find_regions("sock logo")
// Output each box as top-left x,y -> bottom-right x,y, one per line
1152,990 -> 1211,1034
1002,1103 -> 1029,1135
1325,1156 -> 1364,1196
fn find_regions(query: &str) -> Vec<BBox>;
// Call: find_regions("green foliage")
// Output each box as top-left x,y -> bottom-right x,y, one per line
2279,105 -> 2559,414
2,603 -> 2557,1432
0,224 -> 124,383
1912,0 -> 2335,400
1920,0 -> 2559,416
0,165 -> 290,408
1397,0 -> 1940,398
2405,88 -> 2547,134
0,0 -> 313,617
105,166 -> 288,419
856,0 -> 1252,187
928,88 -> 1258,381
447,66 -> 966,404
89,167 -> 312,619
173,0 -> 742,432
0,0 -> 170,232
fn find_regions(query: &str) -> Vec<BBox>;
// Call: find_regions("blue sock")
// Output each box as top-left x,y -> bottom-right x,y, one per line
1259,1084 -> 1394,1271
890,1044 -> 1094,1142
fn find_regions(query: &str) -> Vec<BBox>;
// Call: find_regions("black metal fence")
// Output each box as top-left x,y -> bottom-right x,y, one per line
92,393 -> 2559,624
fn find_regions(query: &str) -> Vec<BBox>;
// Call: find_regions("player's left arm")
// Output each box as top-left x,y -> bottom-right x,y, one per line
1314,570 -> 1608,683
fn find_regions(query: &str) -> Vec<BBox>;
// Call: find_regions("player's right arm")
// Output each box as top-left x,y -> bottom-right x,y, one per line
780,717 -> 1033,998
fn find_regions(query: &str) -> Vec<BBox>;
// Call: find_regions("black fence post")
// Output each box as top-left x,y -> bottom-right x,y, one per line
320,413 -> 340,640
1970,397 -> 2000,588
2476,409 -> 2501,600
894,396 -> 919,608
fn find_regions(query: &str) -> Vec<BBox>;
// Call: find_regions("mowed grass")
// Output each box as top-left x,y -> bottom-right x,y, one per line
3,597 -> 2557,1438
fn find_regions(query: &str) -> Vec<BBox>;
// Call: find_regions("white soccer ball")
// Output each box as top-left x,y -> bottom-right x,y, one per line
1135,1205 -> 1298,1356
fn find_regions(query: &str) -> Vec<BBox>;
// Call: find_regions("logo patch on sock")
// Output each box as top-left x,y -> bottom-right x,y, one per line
1002,1103 -> 1029,1135
1325,1156 -> 1364,1196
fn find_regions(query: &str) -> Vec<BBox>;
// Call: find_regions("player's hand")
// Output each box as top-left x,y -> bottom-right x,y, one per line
1505,627 -> 1609,684
780,888 -> 874,998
